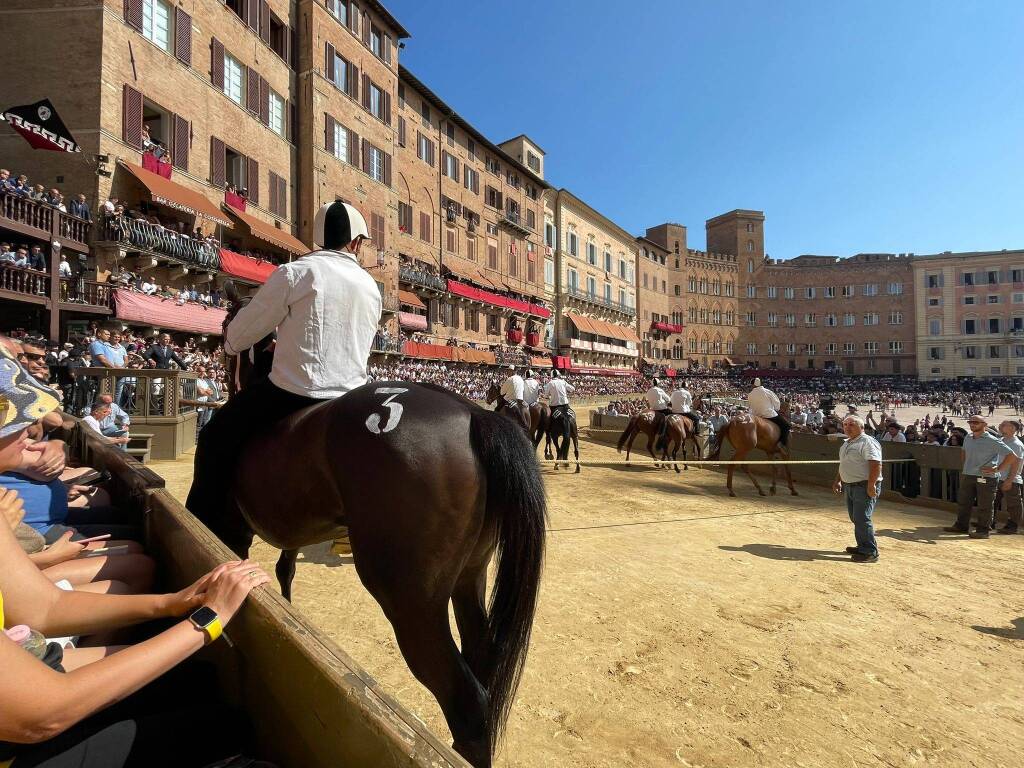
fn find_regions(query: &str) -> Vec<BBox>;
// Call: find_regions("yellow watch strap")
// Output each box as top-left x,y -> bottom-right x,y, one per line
203,616 -> 223,644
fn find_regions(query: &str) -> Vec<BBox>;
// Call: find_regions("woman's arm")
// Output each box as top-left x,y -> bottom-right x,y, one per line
0,561 -> 269,744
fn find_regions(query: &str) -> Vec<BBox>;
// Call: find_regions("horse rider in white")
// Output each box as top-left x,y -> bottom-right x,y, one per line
523,369 -> 541,408
671,378 -> 700,434
544,369 -> 575,421
500,365 -> 530,429
646,377 -> 673,450
747,377 -> 791,445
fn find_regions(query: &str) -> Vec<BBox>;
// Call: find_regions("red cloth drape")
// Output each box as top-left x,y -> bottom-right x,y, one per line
446,280 -> 551,318
219,249 -> 277,284
113,290 -> 226,335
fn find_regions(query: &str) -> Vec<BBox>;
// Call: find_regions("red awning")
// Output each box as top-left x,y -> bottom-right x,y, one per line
113,289 -> 227,335
398,311 -> 428,331
222,205 -> 308,255
530,355 -> 553,368
398,290 -> 426,309
446,279 -> 551,318
219,249 -> 278,284
402,342 -> 454,360
118,161 -> 232,227
454,347 -> 496,364
651,321 -> 684,334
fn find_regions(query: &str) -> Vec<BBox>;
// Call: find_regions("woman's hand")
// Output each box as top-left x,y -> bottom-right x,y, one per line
19,440 -> 67,482
163,560 -> 269,621
42,530 -> 86,563
0,488 -> 25,530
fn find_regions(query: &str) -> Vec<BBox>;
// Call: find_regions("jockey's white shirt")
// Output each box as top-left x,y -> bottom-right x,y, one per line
544,378 -> 574,407
500,374 -> 526,402
523,378 -> 541,406
225,248 -> 382,399
747,386 -> 781,418
670,388 -> 693,414
646,386 -> 671,410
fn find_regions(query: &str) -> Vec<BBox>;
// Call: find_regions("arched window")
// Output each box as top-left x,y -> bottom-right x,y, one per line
747,259 -> 753,273
747,240 -> 754,253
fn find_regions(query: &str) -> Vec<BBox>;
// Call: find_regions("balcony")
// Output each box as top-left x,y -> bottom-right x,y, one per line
371,334 -> 403,354
97,216 -> 220,272
650,320 -> 684,334
0,264 -> 112,313
497,210 -> 531,237
565,285 -> 637,317
398,265 -> 446,293
0,193 -> 91,252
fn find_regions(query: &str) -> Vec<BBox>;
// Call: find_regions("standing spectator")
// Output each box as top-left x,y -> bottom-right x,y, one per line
47,189 -> 67,212
995,420 -> 1024,534
87,326 -> 114,368
68,193 -> 91,221
946,415 -> 1012,538
58,254 -> 73,277
832,414 -> 882,563
880,423 -> 907,443
143,332 -> 189,369
27,245 -> 47,272
29,183 -> 47,202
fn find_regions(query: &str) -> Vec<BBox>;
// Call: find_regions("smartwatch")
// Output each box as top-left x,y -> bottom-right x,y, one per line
189,606 -> 223,644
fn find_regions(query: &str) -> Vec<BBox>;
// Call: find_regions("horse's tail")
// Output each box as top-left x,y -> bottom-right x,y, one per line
616,415 -> 638,452
469,409 -> 546,751
707,421 -> 727,460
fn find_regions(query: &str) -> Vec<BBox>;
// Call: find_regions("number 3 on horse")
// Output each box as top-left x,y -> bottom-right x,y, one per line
365,387 -> 408,434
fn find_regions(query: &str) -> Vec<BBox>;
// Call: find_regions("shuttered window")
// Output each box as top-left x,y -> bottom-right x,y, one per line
172,114 -> 190,171
268,90 -> 284,135
268,171 -> 287,217
124,0 -> 143,32
122,84 -> 144,149
398,202 -> 412,235
174,8 -> 191,65
210,38 -> 224,89
246,65 -> 260,114
142,0 -> 171,52
224,52 -> 244,105
370,212 -> 385,248
246,157 -> 260,205
416,132 -> 435,166
463,167 -> 480,195
419,212 -> 431,244
397,115 -> 406,147
488,242 -> 498,269
210,137 -> 226,187
259,1 -> 271,44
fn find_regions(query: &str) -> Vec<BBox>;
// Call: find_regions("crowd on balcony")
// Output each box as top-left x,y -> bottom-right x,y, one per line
102,199 -> 221,271
1,167 -> 92,221
112,269 -> 225,308
0,241 -> 49,272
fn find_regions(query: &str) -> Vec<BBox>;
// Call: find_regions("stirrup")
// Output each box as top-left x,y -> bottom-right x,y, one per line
330,530 -> 352,556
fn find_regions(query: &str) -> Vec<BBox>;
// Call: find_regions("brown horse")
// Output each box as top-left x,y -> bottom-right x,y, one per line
707,409 -> 798,497
615,411 -> 701,472
485,382 -> 551,456
545,405 -> 580,473
202,284 -> 546,768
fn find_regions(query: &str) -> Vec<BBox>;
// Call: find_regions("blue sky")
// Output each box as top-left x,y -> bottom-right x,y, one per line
393,0 -> 1023,259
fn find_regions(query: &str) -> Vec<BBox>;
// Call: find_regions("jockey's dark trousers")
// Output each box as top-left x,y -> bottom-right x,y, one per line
187,376 -> 320,551
767,413 -> 791,446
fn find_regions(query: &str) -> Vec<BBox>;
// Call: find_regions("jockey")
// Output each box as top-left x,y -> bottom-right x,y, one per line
186,201 -> 382,552
671,378 -> 699,433
544,369 -> 575,420
499,365 -> 529,428
747,377 -> 790,446
523,369 -> 541,408
646,377 -> 673,450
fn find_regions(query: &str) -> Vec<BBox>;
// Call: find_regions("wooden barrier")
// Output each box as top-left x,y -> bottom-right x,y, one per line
67,424 -> 467,768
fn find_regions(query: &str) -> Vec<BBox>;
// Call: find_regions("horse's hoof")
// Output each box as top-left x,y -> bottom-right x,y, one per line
791,490 -> 799,496
769,488 -> 776,496
574,467 -> 581,474
758,491 -> 766,496
728,491 -> 736,497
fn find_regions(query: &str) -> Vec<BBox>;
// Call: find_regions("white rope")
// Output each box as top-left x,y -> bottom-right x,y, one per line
536,458 -> 915,466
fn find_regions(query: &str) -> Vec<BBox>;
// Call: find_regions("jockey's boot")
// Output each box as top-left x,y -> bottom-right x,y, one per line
330,526 -> 352,556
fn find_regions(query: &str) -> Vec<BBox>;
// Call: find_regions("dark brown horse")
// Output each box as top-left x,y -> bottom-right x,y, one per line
706,409 -> 798,497
545,406 -> 580,473
616,411 -> 701,472
485,382 -> 551,457
207,284 -> 546,767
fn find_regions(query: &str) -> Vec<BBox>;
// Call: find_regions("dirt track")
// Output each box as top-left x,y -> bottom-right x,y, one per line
156,409 -> 1024,768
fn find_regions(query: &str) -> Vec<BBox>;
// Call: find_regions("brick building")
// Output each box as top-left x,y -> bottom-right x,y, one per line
737,253 -> 916,374
634,233 -> 680,365
547,189 -> 640,373
913,250 -> 1024,380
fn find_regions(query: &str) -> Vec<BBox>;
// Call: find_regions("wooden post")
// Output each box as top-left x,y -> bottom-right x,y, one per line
48,214 -> 61,342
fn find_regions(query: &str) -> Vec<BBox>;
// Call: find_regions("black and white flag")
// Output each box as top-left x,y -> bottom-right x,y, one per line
1,99 -> 81,153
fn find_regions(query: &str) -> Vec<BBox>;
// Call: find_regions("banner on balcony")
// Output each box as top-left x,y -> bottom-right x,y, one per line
1,99 -> 81,153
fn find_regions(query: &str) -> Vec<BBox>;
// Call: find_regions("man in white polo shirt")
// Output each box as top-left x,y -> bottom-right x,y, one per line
833,414 -> 882,562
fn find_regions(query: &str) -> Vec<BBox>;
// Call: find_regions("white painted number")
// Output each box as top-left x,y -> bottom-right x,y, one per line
365,387 -> 408,434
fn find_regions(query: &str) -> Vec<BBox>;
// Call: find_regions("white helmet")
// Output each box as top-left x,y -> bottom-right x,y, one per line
313,201 -> 369,250
752,377 -> 762,387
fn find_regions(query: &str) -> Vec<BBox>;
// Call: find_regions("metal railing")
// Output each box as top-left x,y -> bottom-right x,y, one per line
100,216 -> 221,271
398,265 -> 446,292
71,367 -> 199,418
371,335 -> 403,353
566,285 -> 637,317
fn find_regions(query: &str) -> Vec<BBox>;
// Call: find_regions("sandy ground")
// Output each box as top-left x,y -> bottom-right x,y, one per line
154,404 -> 1024,768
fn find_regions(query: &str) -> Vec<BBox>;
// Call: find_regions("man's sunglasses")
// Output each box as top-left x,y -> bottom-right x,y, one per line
19,352 -> 45,362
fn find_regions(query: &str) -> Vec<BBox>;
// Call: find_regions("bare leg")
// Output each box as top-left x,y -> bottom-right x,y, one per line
43,553 -> 155,593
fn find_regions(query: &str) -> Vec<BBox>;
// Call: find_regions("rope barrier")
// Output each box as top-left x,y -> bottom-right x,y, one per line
536,458 -> 916,466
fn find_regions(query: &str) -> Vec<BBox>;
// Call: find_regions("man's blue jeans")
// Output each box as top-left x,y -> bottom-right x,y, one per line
845,480 -> 880,556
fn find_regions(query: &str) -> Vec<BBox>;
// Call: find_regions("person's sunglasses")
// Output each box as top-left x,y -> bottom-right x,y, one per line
19,352 -> 45,362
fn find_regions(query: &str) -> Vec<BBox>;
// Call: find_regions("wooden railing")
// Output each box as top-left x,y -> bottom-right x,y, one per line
0,192 -> 91,251
0,263 -> 49,297
59,277 -> 114,309
71,368 -> 199,418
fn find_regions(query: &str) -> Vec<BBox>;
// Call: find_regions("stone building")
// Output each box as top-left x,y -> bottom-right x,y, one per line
547,189 -> 640,374
912,250 -> 1024,380
737,253 -> 916,374
634,233 -> 680,365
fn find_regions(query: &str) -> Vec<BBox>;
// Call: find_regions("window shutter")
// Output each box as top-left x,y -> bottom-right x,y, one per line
269,171 -> 279,216
122,84 -> 143,149
397,116 -> 405,147
362,139 -> 370,175
277,176 -> 287,218
288,100 -> 296,143
246,66 -> 260,114
362,13 -> 371,47
258,76 -> 270,126
211,38 -> 225,89
210,137 -> 225,187
383,34 -> 392,64
174,9 -> 192,66
453,157 -> 459,183
361,74 -> 370,110
124,0 -> 143,32
348,62 -> 359,100
247,157 -> 260,205
325,42 -> 335,82
347,128 -> 359,165
260,1 -> 271,44
172,114 -> 190,172
348,2 -> 359,34
383,90 -> 391,126
383,151 -> 392,187
473,172 -> 479,195
247,0 -> 260,31
325,114 -> 335,154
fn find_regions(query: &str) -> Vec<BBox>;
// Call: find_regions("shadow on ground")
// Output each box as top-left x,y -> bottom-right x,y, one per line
719,543 -> 852,562
297,540 -> 354,567
972,617 -> 1024,640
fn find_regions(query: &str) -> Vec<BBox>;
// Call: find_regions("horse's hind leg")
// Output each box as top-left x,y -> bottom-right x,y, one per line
737,449 -> 765,496
781,448 -> 799,495
452,564 -> 492,685
276,548 -> 299,602
572,426 -> 580,474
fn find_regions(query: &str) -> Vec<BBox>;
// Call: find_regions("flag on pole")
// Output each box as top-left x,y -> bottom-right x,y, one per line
1,99 -> 81,153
